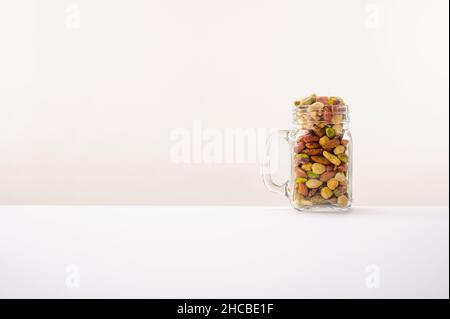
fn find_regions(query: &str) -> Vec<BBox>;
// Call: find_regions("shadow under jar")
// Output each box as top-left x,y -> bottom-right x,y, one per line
263,95 -> 352,212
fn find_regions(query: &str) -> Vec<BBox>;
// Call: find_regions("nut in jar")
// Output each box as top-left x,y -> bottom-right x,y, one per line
263,94 -> 352,212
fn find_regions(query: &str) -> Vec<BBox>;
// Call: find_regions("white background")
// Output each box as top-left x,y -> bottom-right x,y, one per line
0,0 -> 449,206
0,206 -> 448,298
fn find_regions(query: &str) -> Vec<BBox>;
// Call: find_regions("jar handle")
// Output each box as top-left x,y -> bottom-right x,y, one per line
262,129 -> 291,197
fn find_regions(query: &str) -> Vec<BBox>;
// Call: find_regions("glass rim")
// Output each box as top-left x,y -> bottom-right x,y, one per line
293,104 -> 350,110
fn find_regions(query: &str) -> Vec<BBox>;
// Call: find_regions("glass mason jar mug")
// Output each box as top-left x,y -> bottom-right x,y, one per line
262,95 -> 352,211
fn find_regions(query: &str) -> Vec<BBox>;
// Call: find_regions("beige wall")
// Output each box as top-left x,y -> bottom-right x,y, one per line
1,0 -> 448,205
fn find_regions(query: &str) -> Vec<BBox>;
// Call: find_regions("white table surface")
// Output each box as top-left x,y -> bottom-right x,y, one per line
0,206 -> 448,299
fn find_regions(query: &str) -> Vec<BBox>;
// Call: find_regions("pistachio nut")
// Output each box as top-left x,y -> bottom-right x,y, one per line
323,151 -> 341,166
305,179 -> 323,189
333,145 -> 346,155
311,163 -> 326,175
320,187 -> 333,199
325,127 -> 335,138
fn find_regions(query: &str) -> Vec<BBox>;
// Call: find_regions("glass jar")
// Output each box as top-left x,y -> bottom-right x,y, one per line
262,95 -> 352,212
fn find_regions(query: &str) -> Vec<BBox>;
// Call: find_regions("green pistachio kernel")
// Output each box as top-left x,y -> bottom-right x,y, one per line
305,179 -> 323,189
301,94 -> 317,105
319,136 -> 330,146
337,154 -> 348,163
307,171 -> 320,178
295,177 -> 308,184
325,127 -> 336,138
296,153 -> 309,159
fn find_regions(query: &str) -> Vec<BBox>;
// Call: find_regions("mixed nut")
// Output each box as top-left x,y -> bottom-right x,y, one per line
293,94 -> 350,208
